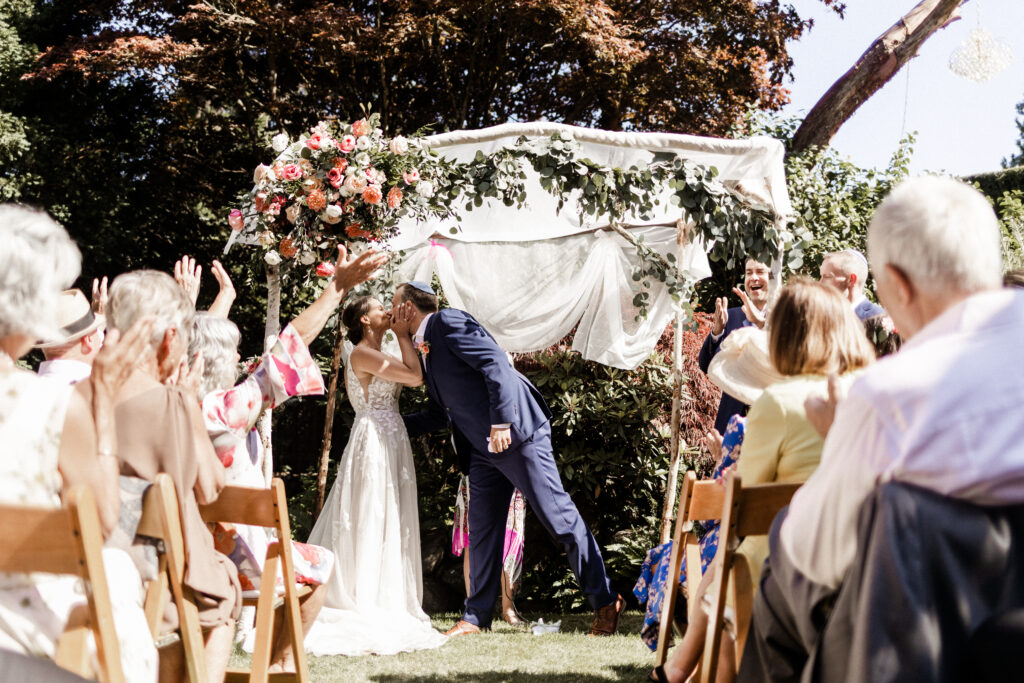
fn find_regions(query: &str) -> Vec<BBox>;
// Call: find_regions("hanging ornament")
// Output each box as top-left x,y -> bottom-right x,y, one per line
948,1 -> 1012,83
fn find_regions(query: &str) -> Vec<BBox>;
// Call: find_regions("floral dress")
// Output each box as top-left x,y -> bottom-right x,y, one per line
633,414 -> 746,651
452,477 -> 526,592
201,324 -> 334,592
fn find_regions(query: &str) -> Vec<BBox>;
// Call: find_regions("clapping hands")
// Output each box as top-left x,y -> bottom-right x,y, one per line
733,286 -> 766,329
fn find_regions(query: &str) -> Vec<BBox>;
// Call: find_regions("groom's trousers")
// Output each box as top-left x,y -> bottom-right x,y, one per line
464,421 -> 615,628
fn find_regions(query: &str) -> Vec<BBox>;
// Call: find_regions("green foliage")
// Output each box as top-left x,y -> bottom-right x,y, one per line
994,190 -> 1024,272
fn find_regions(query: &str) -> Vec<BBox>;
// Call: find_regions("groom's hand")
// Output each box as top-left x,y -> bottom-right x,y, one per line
489,426 -> 512,453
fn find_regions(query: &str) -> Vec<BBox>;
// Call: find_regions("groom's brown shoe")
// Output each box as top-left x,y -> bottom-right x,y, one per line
445,619 -> 482,637
588,593 -> 626,636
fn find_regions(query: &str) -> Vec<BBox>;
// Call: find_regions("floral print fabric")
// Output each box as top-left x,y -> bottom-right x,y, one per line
633,415 -> 746,651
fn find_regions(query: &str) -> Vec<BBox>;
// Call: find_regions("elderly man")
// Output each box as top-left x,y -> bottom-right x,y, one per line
698,258 -> 772,434
738,177 -> 1024,680
819,248 -> 884,320
35,288 -> 105,384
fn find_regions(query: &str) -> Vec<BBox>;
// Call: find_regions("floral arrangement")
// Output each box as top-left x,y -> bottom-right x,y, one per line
227,113 -> 454,272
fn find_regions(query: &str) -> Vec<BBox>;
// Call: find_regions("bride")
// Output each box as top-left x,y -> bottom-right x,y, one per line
304,295 -> 447,656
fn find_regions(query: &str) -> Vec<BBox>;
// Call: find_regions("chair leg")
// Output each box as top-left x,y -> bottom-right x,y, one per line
249,551 -> 282,683
55,604 -> 92,678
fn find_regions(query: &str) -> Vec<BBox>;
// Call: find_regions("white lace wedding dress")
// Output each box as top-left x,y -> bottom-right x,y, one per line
303,365 -> 447,656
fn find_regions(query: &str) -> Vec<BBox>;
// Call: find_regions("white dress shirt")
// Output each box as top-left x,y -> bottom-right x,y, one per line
37,359 -> 92,385
781,289 -> 1024,589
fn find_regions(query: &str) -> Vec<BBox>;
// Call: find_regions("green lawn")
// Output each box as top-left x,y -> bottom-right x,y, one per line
231,611 -> 654,682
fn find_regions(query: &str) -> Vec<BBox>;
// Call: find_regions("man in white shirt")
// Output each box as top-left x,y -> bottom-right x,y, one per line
739,177 -> 1024,680
818,248 -> 885,320
36,288 -> 105,384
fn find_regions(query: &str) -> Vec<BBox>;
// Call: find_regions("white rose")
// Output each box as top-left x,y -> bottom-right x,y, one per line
323,204 -> 343,224
388,136 -> 409,155
415,180 -> 434,198
253,164 -> 273,185
271,133 -> 290,153
343,174 -> 368,194
285,204 -> 302,224
264,250 -> 282,266
356,136 -> 372,151
354,151 -> 371,167
299,250 -> 316,265
374,169 -> 387,185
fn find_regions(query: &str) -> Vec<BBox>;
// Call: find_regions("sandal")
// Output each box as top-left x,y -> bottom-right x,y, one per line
648,664 -> 670,683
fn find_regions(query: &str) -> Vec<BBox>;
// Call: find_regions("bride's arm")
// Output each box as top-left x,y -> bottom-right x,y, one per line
350,342 -> 423,387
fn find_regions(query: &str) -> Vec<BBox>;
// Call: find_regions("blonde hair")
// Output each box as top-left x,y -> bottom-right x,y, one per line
768,278 -> 875,376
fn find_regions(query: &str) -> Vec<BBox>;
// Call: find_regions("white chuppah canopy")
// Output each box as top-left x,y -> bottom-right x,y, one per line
393,122 -> 792,370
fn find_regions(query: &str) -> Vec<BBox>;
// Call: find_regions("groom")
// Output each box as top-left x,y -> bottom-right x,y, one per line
394,281 -> 625,636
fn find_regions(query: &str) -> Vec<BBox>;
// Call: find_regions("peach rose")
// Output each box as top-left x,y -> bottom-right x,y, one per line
333,157 -> 348,172
343,174 -> 367,194
386,187 -> 403,209
285,203 -> 301,224
306,189 -> 327,212
255,191 -> 271,213
253,164 -> 273,184
361,185 -> 383,205
272,161 -> 286,180
388,136 -> 409,155
298,159 -> 314,175
301,177 -> 323,193
345,223 -> 371,239
279,237 -> 298,259
351,119 -> 371,137
403,168 -> 420,184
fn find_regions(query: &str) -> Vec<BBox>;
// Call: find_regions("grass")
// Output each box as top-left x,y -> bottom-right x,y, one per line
230,611 -> 654,682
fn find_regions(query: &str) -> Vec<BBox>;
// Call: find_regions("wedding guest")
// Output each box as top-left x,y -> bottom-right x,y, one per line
0,205 -> 158,681
698,259 -> 773,434
35,289 -> 105,384
173,255 -> 236,318
188,245 -> 386,669
652,279 -> 874,683
738,177 -> 1024,680
819,249 -> 885,320
862,313 -> 901,357
106,268 -> 239,682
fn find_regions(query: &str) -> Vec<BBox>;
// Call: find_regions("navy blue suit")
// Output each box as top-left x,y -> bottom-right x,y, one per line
698,308 -> 753,434
403,309 -> 615,627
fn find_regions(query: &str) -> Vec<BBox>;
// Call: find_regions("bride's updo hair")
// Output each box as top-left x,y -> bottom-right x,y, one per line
342,296 -> 375,344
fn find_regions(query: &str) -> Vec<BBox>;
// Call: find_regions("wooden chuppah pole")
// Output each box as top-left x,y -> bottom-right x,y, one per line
315,317 -> 347,516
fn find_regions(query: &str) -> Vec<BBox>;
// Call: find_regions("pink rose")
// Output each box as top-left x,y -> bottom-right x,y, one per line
403,168 -> 420,184
361,185 -> 382,205
386,187 -> 403,209
315,262 -> 336,277
305,134 -> 322,151
339,135 -> 356,153
228,209 -> 244,231
282,163 -> 303,181
351,119 -> 371,137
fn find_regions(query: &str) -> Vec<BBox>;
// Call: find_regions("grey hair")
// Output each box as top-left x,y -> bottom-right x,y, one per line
107,270 -> 195,349
0,205 -> 81,340
189,313 -> 241,398
867,177 -> 1002,294
822,250 -> 869,291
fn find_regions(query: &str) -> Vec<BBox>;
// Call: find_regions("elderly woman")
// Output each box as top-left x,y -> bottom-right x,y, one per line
185,245 -> 386,669
651,278 -> 875,683
0,205 -> 157,681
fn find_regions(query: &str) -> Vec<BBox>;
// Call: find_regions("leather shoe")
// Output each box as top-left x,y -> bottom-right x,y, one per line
444,619 -> 482,637
588,593 -> 625,636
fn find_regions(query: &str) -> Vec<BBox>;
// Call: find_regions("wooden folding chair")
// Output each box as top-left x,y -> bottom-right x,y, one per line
137,473 -> 208,683
655,471 -> 727,666
198,478 -> 311,683
0,486 -> 124,682
699,470 -> 801,683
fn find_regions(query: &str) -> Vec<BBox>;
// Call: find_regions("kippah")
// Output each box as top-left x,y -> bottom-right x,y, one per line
844,249 -> 869,268
405,280 -> 436,295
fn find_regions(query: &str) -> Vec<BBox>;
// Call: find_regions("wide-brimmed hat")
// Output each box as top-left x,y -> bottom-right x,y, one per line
34,289 -> 105,349
707,326 -> 784,405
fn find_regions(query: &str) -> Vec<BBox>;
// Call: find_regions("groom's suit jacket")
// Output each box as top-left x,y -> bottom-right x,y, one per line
402,308 -> 552,473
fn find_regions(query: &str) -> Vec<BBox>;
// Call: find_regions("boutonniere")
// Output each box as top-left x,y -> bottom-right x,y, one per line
415,339 -> 430,356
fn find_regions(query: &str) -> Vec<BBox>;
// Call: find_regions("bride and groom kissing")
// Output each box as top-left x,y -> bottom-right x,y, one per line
304,279 -> 625,656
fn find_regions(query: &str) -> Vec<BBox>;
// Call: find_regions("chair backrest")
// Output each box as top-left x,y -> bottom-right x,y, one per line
0,487 -> 124,683
137,474 -> 208,683
700,471 -> 801,683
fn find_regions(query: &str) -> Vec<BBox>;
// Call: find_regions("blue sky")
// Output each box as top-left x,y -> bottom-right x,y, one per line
782,0 -> 1024,176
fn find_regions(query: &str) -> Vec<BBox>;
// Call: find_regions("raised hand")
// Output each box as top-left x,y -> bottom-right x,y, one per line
91,317 -> 156,401
711,296 -> 729,336
208,259 -> 236,319
174,255 -> 202,306
804,373 -> 841,439
733,286 -> 765,329
330,245 -> 390,294
91,276 -> 109,316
